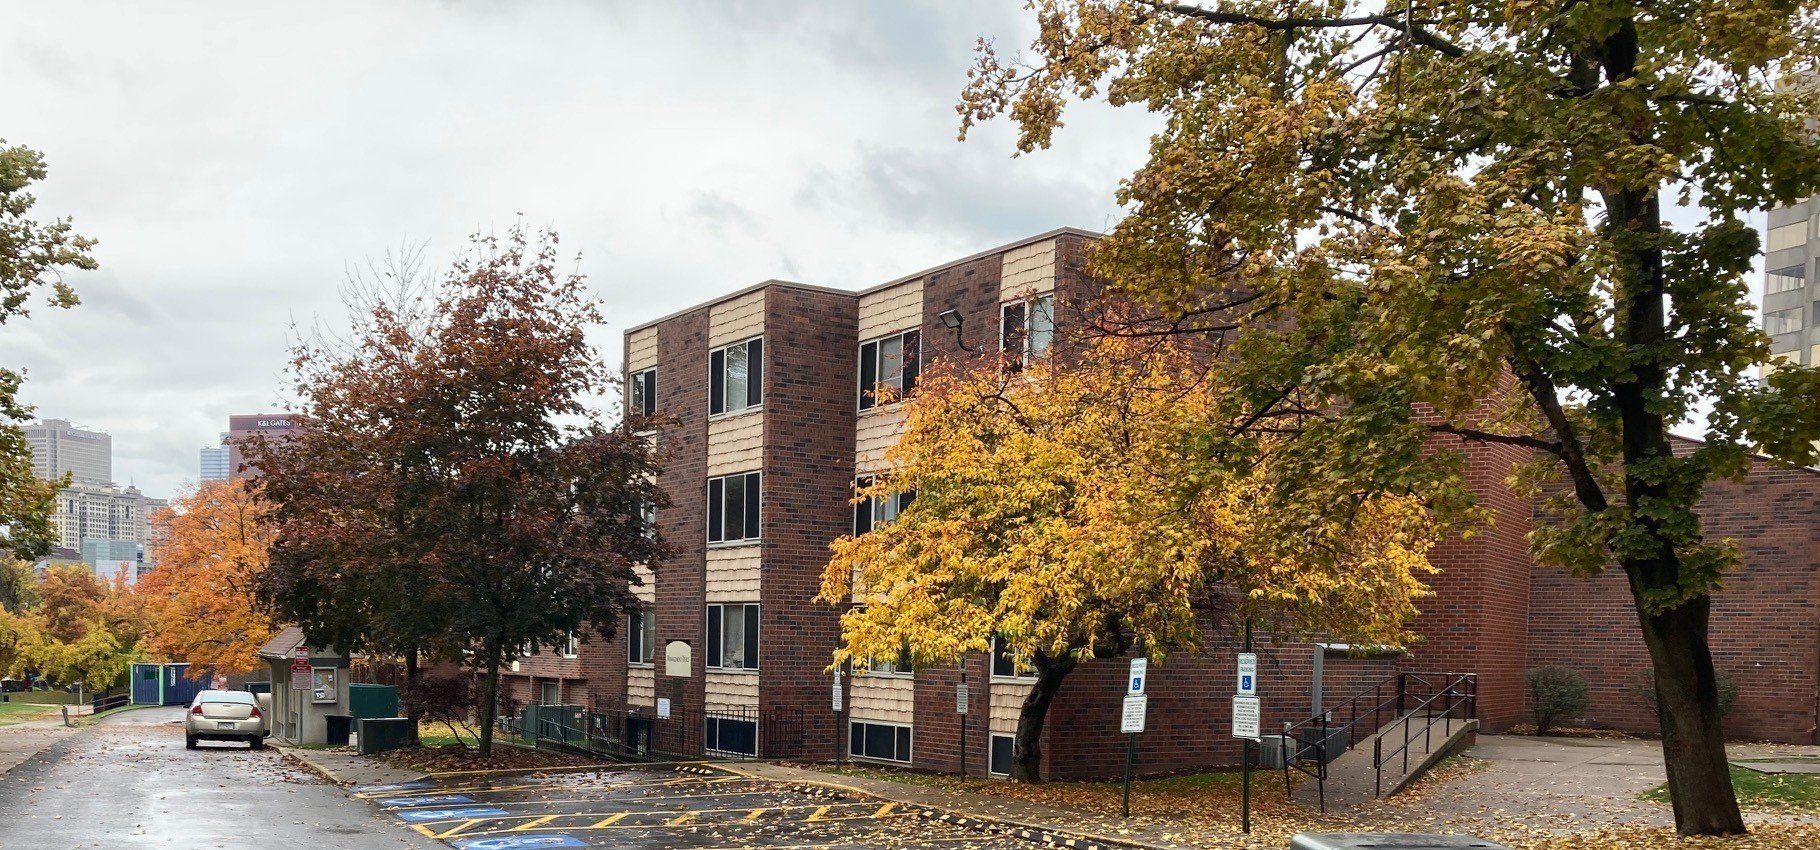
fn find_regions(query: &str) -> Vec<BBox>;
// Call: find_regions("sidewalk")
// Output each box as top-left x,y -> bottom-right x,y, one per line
278,744 -> 428,788
725,761 -> 1203,850
0,716 -> 80,777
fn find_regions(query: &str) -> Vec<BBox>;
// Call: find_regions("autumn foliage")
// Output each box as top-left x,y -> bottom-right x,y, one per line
822,336 -> 1442,780
139,480 -> 275,675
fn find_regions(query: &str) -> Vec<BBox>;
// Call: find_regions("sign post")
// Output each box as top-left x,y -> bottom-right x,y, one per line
956,669 -> 969,779
1119,657 -> 1148,818
1238,620 -> 1256,835
832,668 -> 844,764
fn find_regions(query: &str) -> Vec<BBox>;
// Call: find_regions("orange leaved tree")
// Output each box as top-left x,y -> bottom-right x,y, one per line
140,480 -> 275,675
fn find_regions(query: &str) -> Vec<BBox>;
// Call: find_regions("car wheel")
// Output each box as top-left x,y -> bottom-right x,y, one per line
249,736 -> 264,750
185,734 -> 198,750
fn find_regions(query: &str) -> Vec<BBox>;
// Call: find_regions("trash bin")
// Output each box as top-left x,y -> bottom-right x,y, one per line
1290,835 -> 1512,849
324,714 -> 353,746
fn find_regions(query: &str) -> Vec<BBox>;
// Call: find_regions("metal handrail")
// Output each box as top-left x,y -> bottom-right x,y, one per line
1279,671 -> 1479,808
1371,672 -> 1477,796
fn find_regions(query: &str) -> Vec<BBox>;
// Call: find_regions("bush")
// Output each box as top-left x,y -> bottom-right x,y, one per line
1627,668 -> 1738,719
1525,666 -> 1590,735
402,670 -> 481,748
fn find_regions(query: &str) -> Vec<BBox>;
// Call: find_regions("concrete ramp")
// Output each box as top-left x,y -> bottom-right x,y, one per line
1293,712 -> 1479,810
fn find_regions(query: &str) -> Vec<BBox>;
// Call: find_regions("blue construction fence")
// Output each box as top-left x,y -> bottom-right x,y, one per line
129,663 -> 208,706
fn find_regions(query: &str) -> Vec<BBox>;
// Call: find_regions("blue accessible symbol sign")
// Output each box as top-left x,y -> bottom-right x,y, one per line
396,806 -> 510,823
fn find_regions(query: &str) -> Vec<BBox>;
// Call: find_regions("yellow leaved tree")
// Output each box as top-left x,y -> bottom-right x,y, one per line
821,337 -> 1444,782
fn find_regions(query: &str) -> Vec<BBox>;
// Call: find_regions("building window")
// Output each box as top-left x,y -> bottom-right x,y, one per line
1000,294 -> 1055,370
637,496 -> 657,540
849,721 -> 912,763
991,637 -> 1035,680
852,476 -> 915,535
707,472 -> 761,544
710,336 -> 763,416
1768,221 -> 1809,253
561,632 -> 580,658
706,602 -> 760,670
1768,265 -> 1806,295
989,733 -> 1015,777
858,330 -> 921,410
705,715 -> 758,757
539,681 -> 561,706
1766,307 -> 1805,336
858,629 -> 912,676
630,368 -> 656,418
628,609 -> 656,665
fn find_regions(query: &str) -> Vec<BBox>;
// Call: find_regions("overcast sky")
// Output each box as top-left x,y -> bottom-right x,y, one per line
1,3 -> 1770,501
0,1 -> 1156,499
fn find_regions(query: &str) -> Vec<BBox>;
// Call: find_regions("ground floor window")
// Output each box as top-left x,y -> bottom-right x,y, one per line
989,733 -> 1014,777
706,716 -> 757,757
849,721 -> 912,763
539,681 -> 560,706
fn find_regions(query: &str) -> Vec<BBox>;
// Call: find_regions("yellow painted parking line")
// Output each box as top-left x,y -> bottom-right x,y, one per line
589,813 -> 629,828
410,818 -> 485,839
509,814 -> 560,831
743,807 -> 767,821
667,810 -> 699,825
803,804 -> 832,822
873,802 -> 896,818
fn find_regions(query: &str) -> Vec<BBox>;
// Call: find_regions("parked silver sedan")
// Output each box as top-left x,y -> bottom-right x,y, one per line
184,690 -> 266,749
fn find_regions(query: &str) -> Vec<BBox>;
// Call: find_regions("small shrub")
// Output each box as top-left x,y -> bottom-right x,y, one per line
1526,666 -> 1590,735
1627,668 -> 1739,719
403,670 -> 481,748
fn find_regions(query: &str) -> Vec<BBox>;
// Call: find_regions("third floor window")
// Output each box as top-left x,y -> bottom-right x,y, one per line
1001,294 -> 1055,370
630,368 -> 656,418
858,330 -> 920,411
708,471 -> 761,544
710,337 -> 763,416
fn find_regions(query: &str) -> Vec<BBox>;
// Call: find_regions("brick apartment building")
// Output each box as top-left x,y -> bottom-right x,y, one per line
501,227 -> 1820,779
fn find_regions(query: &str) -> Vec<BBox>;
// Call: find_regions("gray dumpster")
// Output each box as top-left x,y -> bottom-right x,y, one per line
1290,835 -> 1512,850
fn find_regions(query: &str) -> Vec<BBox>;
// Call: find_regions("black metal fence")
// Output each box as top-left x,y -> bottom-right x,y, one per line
507,702 -> 806,763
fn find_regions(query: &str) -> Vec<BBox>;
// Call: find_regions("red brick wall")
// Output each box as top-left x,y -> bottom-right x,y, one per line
760,287 -> 859,758
910,655 -> 991,775
1526,454 -> 1820,743
648,306 -> 711,752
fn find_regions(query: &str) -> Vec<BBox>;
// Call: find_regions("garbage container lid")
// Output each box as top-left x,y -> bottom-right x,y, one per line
1290,835 -> 1513,850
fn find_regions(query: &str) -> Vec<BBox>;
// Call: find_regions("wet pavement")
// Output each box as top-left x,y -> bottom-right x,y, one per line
0,707 -> 437,849
357,767 -> 1033,849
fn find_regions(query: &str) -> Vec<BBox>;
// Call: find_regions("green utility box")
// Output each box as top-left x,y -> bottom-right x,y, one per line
348,684 -> 399,720
357,717 -> 412,754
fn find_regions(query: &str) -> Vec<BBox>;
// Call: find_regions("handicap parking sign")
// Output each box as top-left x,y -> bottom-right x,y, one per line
395,806 -> 509,823
454,836 -> 588,850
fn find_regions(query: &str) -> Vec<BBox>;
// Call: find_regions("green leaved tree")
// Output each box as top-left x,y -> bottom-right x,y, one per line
961,0 -> 1820,835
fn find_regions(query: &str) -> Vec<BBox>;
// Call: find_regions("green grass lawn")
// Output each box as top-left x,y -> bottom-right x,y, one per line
1643,764 -> 1820,812
0,700 -> 61,726
3,691 -> 76,706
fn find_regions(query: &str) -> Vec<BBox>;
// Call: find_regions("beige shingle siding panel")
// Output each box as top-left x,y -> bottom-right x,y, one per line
705,548 -> 761,602
627,666 -> 655,707
706,411 -> 763,476
999,239 -> 1057,300
706,671 -> 759,710
627,328 -> 658,372
850,675 -> 915,725
632,563 -> 655,605
990,680 -> 1033,735
855,405 -> 910,473
858,279 -> 924,341
709,288 -> 766,347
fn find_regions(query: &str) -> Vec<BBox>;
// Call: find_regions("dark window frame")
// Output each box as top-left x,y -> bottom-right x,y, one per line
849,720 -> 913,763
707,471 -> 761,544
709,336 -> 764,416
628,609 -> 656,665
630,368 -> 657,418
989,733 -> 1015,777
852,475 -> 915,536
705,716 -> 758,757
858,329 -> 921,411
705,602 -> 761,670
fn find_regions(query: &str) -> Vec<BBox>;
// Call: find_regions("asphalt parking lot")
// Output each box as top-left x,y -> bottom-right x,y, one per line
356,766 -> 1035,849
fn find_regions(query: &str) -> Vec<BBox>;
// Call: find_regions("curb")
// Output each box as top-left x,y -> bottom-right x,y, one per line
277,746 -> 428,788
425,757 -> 721,781
714,763 -> 1166,850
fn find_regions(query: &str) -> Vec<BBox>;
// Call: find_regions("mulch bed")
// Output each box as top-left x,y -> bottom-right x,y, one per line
379,743 -> 610,773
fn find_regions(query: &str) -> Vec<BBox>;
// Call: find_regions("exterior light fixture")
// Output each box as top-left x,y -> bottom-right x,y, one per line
937,309 -> 976,352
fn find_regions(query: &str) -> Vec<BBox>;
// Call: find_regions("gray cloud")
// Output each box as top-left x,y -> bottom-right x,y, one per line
0,0 -> 1152,498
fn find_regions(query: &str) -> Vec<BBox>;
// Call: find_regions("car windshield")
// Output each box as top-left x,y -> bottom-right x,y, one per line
197,691 -> 254,705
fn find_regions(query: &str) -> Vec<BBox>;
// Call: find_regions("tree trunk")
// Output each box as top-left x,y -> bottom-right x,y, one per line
1630,584 -> 1746,835
1010,654 -> 1076,783
403,647 -> 420,747
477,643 -> 501,758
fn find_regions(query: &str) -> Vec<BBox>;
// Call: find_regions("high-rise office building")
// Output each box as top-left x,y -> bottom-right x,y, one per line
1763,202 -> 1820,368
200,436 -> 230,481
23,419 -> 112,485
224,414 -> 302,479
50,483 -> 161,552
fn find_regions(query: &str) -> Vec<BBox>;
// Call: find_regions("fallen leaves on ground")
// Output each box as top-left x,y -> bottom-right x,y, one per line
377,743 -> 607,773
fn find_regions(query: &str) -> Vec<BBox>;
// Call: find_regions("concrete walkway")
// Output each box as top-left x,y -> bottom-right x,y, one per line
0,715 -> 81,777
280,744 -> 429,788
